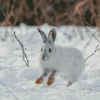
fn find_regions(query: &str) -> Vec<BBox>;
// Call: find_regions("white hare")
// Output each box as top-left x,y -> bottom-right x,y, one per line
35,28 -> 85,86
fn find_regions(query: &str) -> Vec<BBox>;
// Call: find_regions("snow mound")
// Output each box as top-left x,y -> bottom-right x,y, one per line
0,24 -> 100,100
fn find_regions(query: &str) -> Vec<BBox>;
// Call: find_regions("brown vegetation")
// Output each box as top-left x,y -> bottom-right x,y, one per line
0,0 -> 100,26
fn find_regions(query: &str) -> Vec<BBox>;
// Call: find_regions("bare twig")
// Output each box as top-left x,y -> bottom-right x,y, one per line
83,21 -> 100,31
13,0 -> 25,25
0,0 -> 7,18
83,28 -> 100,49
84,26 -> 100,44
12,32 -> 29,67
85,45 -> 100,61
0,80 -> 18,100
92,1 -> 100,17
83,36 -> 94,49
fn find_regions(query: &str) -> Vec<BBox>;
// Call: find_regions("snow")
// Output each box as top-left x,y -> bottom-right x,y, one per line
0,23 -> 100,100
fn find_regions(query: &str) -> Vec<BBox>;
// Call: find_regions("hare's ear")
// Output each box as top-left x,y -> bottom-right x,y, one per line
48,28 -> 56,44
38,28 -> 47,43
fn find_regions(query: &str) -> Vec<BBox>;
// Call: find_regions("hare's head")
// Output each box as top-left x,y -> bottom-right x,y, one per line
38,28 -> 56,61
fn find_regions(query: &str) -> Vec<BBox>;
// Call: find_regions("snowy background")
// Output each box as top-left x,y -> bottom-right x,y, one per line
0,24 -> 100,100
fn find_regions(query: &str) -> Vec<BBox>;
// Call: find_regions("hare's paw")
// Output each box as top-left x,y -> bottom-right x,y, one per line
47,77 -> 54,86
67,81 -> 72,87
35,78 -> 43,84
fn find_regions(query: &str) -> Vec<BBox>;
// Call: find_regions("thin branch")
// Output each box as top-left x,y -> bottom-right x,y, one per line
85,45 -> 100,61
0,80 -> 18,100
12,32 -> 29,67
83,36 -> 94,49
84,26 -> 100,44
13,0 -> 25,26
83,29 -> 100,49
0,0 -> 7,18
92,1 -> 100,17
83,21 -> 100,30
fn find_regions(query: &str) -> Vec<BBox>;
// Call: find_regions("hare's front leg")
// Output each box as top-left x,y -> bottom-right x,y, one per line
35,68 -> 50,84
47,70 -> 56,86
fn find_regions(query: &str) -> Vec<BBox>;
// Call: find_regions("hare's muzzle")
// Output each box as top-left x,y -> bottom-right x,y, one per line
42,50 -> 48,61
42,54 -> 46,61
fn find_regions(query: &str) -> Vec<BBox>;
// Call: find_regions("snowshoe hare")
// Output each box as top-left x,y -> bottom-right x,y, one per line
35,28 -> 85,86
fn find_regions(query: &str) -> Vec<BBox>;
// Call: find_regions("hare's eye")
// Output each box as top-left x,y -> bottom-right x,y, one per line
41,48 -> 42,52
49,48 -> 52,52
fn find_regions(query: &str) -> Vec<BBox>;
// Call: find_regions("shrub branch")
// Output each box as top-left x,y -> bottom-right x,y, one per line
85,45 -> 100,61
12,32 -> 29,67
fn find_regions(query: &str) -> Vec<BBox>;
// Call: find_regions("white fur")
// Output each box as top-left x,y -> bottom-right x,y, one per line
40,46 -> 85,83
38,28 -> 85,84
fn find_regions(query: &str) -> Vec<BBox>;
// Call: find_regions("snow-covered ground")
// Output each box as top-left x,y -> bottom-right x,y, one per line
0,24 -> 100,100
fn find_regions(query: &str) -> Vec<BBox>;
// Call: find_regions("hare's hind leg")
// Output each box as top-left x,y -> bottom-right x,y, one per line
67,81 -> 72,87
35,68 -> 50,84
60,75 -> 72,87
47,70 -> 56,86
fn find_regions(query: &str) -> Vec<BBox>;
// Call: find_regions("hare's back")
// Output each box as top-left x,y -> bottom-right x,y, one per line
56,46 -> 84,60
55,46 -> 85,70
56,46 -> 85,74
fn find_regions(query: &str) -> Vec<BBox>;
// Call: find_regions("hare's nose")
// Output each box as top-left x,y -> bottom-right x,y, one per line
42,54 -> 45,61
42,50 -> 47,61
